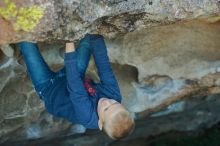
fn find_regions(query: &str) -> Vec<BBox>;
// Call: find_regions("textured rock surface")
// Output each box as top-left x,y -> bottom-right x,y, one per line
0,0 -> 220,44
1,0 -> 220,145
107,21 -> 220,113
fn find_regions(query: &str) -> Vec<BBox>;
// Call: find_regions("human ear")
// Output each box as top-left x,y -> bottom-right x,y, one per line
98,119 -> 103,130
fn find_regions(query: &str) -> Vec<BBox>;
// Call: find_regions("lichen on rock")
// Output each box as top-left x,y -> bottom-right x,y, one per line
0,0 -> 44,32
0,0 -> 220,145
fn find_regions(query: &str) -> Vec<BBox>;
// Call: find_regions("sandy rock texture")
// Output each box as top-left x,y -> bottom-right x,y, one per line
0,0 -> 220,145
0,0 -> 219,44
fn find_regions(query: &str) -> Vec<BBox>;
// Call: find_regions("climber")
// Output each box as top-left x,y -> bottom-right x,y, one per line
17,34 -> 134,139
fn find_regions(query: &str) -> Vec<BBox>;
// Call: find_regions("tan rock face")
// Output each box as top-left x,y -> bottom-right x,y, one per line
1,0 -> 220,144
0,0 -> 219,44
108,21 -> 220,80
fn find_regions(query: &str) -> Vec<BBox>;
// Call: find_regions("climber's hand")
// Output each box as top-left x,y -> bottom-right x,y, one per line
65,42 -> 75,53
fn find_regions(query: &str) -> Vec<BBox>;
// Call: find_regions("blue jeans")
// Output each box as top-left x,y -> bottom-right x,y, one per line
18,35 -> 91,93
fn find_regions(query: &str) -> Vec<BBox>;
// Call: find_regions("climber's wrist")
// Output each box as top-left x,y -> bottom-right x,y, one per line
65,42 -> 75,53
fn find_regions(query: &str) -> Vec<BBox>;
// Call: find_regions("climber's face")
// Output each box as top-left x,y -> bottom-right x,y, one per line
97,97 -> 124,130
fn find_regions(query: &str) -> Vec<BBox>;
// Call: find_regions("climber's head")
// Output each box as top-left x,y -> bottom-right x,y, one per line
97,97 -> 134,139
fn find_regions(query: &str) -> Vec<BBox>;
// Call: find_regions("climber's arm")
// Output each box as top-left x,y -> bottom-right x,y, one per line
91,35 -> 122,102
64,42 -> 96,128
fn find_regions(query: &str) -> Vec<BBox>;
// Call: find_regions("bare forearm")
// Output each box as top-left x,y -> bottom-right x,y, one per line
65,42 -> 75,53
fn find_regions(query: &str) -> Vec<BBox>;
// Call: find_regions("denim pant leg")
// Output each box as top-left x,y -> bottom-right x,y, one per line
18,42 -> 55,90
